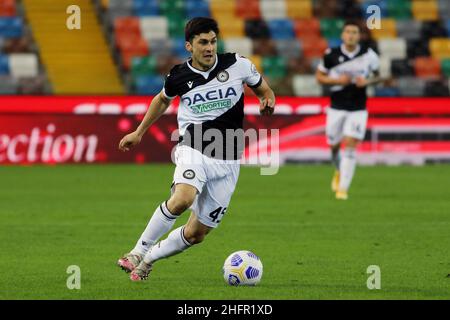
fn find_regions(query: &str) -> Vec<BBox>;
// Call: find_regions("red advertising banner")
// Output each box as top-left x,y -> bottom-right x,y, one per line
0,112 -> 297,165
1,96 -> 450,165
0,96 -> 449,115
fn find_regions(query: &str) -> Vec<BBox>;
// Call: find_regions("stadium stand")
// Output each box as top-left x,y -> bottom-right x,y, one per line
1,0 -> 450,97
22,0 -> 124,94
0,0 -> 50,94
92,0 -> 450,97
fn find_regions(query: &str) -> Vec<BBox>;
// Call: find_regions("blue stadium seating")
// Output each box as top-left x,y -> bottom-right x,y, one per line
185,0 -> 210,19
172,37 -> 190,59
327,38 -> 342,49
0,17 -> 23,38
361,0 -> 388,19
267,19 -> 295,40
134,75 -> 165,95
0,55 -> 10,74
375,87 -> 400,97
133,0 -> 160,16
445,19 -> 450,36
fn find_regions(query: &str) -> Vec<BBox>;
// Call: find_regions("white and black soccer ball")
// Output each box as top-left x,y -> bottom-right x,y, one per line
222,250 -> 263,286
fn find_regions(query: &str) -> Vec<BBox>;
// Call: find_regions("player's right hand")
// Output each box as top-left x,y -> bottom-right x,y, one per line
259,97 -> 275,116
119,131 -> 142,152
337,74 -> 352,86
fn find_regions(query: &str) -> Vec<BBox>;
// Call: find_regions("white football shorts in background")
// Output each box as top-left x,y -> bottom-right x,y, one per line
326,108 -> 368,145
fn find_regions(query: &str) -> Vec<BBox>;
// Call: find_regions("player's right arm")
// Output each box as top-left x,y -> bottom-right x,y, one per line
315,48 -> 352,86
315,69 -> 352,86
118,92 -> 172,152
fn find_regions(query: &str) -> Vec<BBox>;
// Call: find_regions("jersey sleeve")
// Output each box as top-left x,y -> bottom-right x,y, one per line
162,72 -> 177,99
237,54 -> 262,88
317,48 -> 333,73
368,48 -> 380,73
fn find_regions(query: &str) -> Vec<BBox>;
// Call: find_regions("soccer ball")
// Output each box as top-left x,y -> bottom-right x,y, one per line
222,250 -> 263,286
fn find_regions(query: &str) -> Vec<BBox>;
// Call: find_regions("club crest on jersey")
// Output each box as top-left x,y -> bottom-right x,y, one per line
183,169 -> 195,179
216,70 -> 229,82
251,63 -> 258,76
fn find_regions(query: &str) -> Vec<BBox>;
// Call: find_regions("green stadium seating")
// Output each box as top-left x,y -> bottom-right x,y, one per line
217,39 -> 225,54
320,18 -> 345,39
262,56 -> 287,79
168,15 -> 187,38
387,0 -> 412,20
160,0 -> 185,14
441,59 -> 450,76
131,56 -> 158,77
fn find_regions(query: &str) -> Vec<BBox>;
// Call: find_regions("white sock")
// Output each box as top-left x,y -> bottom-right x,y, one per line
130,201 -> 178,256
339,148 -> 357,191
143,226 -> 192,264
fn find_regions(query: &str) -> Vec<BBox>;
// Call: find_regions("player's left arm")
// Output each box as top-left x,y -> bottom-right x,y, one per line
355,70 -> 384,88
355,49 -> 386,88
251,78 -> 276,116
239,54 -> 275,116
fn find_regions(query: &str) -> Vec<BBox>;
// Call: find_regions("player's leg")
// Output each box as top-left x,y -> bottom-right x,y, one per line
336,110 -> 368,199
144,194 -> 212,264
326,108 -> 345,192
132,183 -> 197,255
336,136 -> 359,199
330,143 -> 341,192
130,212 -> 212,281
331,143 -> 341,171
118,183 -> 197,272
145,212 -> 212,267
118,146 -> 206,272
183,211 -> 213,244
130,163 -> 239,281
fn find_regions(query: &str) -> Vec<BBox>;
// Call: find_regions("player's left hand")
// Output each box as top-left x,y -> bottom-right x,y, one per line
355,76 -> 368,88
259,97 -> 275,116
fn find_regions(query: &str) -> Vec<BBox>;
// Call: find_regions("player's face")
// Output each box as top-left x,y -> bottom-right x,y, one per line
341,25 -> 361,47
186,31 -> 218,70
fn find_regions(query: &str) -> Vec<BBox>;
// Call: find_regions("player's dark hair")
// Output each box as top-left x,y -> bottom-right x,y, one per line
185,17 -> 220,42
343,20 -> 362,32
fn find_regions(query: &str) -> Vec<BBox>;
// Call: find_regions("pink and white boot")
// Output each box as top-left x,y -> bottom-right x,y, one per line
130,261 -> 153,281
117,253 -> 142,273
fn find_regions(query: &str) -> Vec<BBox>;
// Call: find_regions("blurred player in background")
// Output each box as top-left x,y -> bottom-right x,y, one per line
117,17 -> 275,281
316,21 -> 380,200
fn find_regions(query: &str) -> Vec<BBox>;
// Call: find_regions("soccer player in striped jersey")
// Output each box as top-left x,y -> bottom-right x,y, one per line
316,21 -> 380,200
117,17 -> 276,281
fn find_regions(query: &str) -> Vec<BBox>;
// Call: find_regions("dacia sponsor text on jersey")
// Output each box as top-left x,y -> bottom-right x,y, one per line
182,87 -> 237,114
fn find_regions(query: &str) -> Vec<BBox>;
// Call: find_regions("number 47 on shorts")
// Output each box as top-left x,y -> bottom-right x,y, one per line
209,207 -> 227,223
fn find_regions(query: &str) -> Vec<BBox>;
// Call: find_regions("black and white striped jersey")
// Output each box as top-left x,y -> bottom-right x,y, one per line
162,53 -> 262,160
318,44 -> 380,111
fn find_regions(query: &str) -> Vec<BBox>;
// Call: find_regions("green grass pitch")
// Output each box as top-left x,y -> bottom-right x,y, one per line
0,164 -> 449,299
